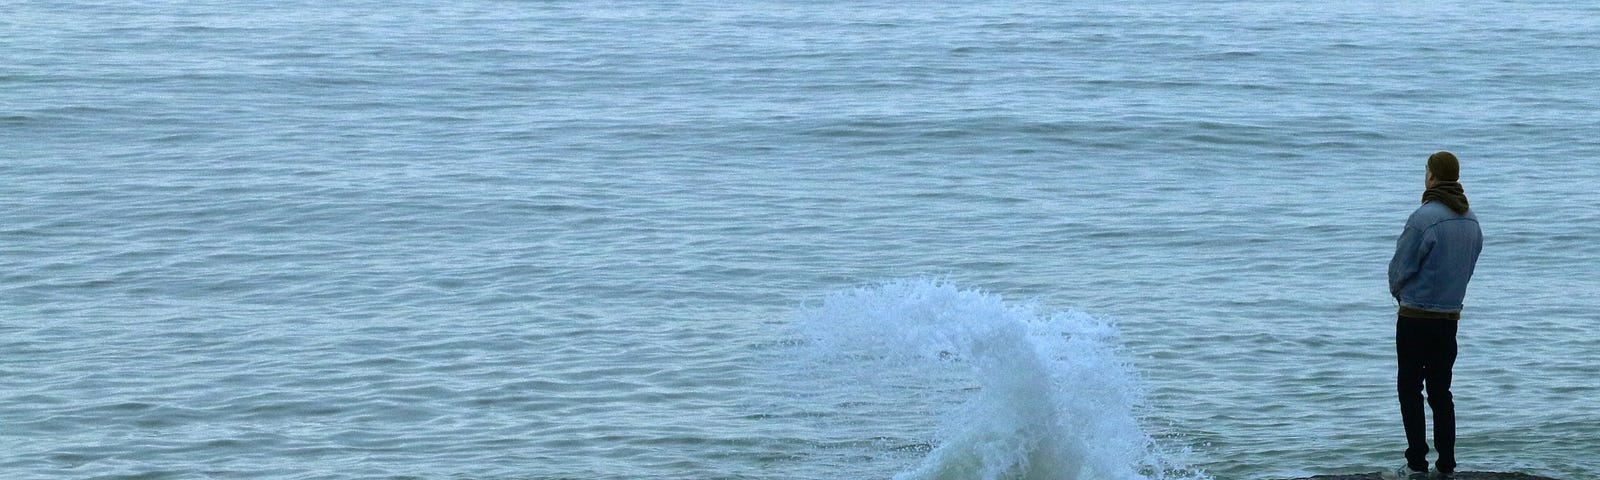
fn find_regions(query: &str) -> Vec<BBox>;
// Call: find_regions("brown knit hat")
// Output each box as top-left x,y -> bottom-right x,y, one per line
1428,151 -> 1460,181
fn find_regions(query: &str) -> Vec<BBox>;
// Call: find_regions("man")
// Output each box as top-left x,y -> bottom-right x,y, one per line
1385,151 -> 1483,480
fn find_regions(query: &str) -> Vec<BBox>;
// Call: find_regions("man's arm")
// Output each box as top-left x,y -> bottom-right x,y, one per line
1388,224 -> 1432,300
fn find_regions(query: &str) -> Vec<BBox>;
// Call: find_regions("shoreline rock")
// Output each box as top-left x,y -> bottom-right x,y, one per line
1278,472 -> 1560,480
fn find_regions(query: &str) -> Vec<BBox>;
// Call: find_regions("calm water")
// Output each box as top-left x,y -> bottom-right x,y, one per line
4,1 -> 1599,479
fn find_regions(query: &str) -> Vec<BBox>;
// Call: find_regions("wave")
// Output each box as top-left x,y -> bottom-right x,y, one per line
795,279 -> 1205,480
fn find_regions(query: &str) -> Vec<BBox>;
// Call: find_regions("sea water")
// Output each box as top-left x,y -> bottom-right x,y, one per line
791,280 -> 1199,480
4,1 -> 1599,479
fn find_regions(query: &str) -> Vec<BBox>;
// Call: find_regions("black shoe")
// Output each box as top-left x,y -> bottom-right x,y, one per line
1433,471 -> 1455,480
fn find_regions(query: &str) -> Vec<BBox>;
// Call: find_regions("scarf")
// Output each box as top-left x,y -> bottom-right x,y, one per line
1422,181 -> 1470,215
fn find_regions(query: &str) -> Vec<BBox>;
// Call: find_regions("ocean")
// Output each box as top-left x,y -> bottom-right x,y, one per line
4,1 -> 1598,479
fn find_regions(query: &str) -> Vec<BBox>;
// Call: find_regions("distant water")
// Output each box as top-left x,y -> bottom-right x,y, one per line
5,1 -> 1599,479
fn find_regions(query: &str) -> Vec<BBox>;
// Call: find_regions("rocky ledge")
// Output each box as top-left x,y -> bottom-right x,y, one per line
1280,473 -> 1560,480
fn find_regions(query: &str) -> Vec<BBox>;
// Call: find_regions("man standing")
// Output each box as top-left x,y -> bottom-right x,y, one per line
1385,151 -> 1483,480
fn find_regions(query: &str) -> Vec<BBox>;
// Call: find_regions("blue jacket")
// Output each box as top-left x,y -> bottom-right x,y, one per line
1388,200 -> 1483,314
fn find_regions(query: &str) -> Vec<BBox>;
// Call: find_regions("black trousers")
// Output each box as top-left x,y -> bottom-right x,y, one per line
1397,315 -> 1458,473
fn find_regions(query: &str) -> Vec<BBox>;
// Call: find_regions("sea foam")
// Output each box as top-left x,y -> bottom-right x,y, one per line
796,279 -> 1204,480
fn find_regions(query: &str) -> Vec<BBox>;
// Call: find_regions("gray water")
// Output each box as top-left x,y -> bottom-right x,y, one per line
4,1 -> 1599,479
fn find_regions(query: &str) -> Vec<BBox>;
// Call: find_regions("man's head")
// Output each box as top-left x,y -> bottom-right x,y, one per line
1426,151 -> 1460,187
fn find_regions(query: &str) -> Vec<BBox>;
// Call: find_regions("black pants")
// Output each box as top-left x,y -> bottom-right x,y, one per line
1397,315 -> 1458,473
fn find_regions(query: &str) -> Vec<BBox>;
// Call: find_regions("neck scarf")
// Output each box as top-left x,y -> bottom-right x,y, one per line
1422,181 -> 1470,215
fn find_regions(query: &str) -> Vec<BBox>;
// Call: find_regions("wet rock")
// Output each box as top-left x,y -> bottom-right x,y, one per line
1279,472 -> 1560,480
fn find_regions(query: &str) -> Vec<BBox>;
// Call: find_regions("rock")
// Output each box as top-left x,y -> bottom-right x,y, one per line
1278,473 -> 1560,480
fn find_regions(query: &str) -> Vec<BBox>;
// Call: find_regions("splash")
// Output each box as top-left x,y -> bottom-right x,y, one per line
795,279 -> 1203,480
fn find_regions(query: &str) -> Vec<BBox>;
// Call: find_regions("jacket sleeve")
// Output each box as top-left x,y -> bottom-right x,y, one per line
1388,224 -> 1432,300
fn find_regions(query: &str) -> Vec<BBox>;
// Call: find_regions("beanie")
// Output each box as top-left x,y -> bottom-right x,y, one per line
1428,151 -> 1460,181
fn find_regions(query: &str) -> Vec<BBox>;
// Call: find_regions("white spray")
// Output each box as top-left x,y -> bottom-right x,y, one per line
795,279 -> 1202,480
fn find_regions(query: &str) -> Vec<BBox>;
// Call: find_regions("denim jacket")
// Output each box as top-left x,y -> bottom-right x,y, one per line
1388,200 -> 1483,314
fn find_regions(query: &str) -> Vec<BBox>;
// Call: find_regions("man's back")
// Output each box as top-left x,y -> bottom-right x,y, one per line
1389,200 -> 1483,316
